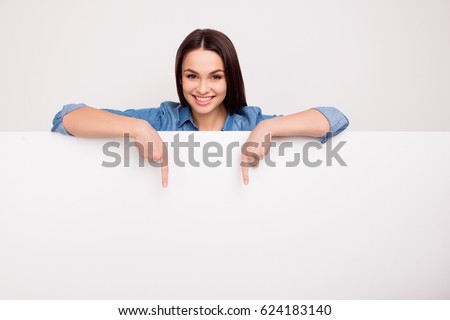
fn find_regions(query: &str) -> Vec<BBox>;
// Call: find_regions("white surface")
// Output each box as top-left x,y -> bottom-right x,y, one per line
0,131 -> 449,299
1,0 -> 450,131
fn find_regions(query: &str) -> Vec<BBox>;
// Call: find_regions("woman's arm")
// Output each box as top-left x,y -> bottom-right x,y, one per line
62,106 -> 147,138
258,109 -> 331,138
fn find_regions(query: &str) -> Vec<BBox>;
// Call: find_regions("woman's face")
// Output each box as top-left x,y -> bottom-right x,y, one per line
181,49 -> 227,117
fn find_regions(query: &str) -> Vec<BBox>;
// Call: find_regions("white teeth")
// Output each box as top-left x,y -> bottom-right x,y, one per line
195,96 -> 213,102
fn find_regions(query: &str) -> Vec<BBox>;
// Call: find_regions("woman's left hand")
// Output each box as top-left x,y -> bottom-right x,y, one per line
241,121 -> 273,185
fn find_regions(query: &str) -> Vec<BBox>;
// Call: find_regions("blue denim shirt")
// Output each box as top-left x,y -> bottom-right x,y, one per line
51,101 -> 349,143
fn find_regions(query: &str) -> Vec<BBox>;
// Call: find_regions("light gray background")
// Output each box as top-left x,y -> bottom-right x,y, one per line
0,0 -> 449,131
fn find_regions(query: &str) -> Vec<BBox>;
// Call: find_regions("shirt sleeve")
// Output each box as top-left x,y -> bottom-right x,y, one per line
233,106 -> 281,131
312,107 -> 349,144
51,104 -> 163,136
257,111 -> 281,122
51,103 -> 87,135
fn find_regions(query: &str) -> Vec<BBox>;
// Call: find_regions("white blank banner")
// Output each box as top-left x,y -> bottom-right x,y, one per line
0,131 -> 449,299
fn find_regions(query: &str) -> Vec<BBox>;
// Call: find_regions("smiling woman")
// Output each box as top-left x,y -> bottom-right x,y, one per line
181,50 -> 228,131
51,28 -> 349,187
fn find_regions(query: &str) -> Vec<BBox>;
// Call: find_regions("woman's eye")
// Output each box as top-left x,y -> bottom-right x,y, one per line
186,74 -> 222,80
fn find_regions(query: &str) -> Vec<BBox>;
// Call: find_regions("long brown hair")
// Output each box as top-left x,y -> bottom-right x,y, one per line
175,29 -> 247,114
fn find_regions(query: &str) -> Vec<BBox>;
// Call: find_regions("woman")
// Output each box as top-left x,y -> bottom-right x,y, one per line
52,28 -> 349,187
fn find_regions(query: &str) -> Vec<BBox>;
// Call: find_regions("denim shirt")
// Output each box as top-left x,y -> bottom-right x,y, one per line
51,101 -> 349,143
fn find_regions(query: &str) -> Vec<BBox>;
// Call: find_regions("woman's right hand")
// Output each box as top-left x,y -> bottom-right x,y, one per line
62,106 -> 168,187
131,119 -> 169,188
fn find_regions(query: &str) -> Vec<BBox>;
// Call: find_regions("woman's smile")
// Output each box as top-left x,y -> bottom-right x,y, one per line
193,95 -> 215,105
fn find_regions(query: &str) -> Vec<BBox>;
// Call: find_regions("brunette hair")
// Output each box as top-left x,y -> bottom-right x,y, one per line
175,29 -> 247,114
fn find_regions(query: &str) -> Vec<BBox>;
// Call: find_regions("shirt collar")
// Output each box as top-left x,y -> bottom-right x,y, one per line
177,104 -> 234,131
222,113 -> 234,131
177,105 -> 198,129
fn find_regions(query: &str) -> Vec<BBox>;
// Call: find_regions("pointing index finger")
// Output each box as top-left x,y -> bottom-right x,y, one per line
241,154 -> 249,185
161,142 -> 169,188
161,163 -> 169,188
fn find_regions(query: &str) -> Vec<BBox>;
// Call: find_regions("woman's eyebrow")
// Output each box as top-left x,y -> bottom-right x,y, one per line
183,69 -> 224,74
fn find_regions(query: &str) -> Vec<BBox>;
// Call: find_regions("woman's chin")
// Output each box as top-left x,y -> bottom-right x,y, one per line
189,100 -> 216,112
191,105 -> 214,114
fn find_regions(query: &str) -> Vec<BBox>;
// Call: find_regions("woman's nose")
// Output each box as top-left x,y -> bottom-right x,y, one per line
197,79 -> 210,95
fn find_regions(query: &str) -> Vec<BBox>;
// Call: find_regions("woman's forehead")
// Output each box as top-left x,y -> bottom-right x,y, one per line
182,49 -> 224,72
